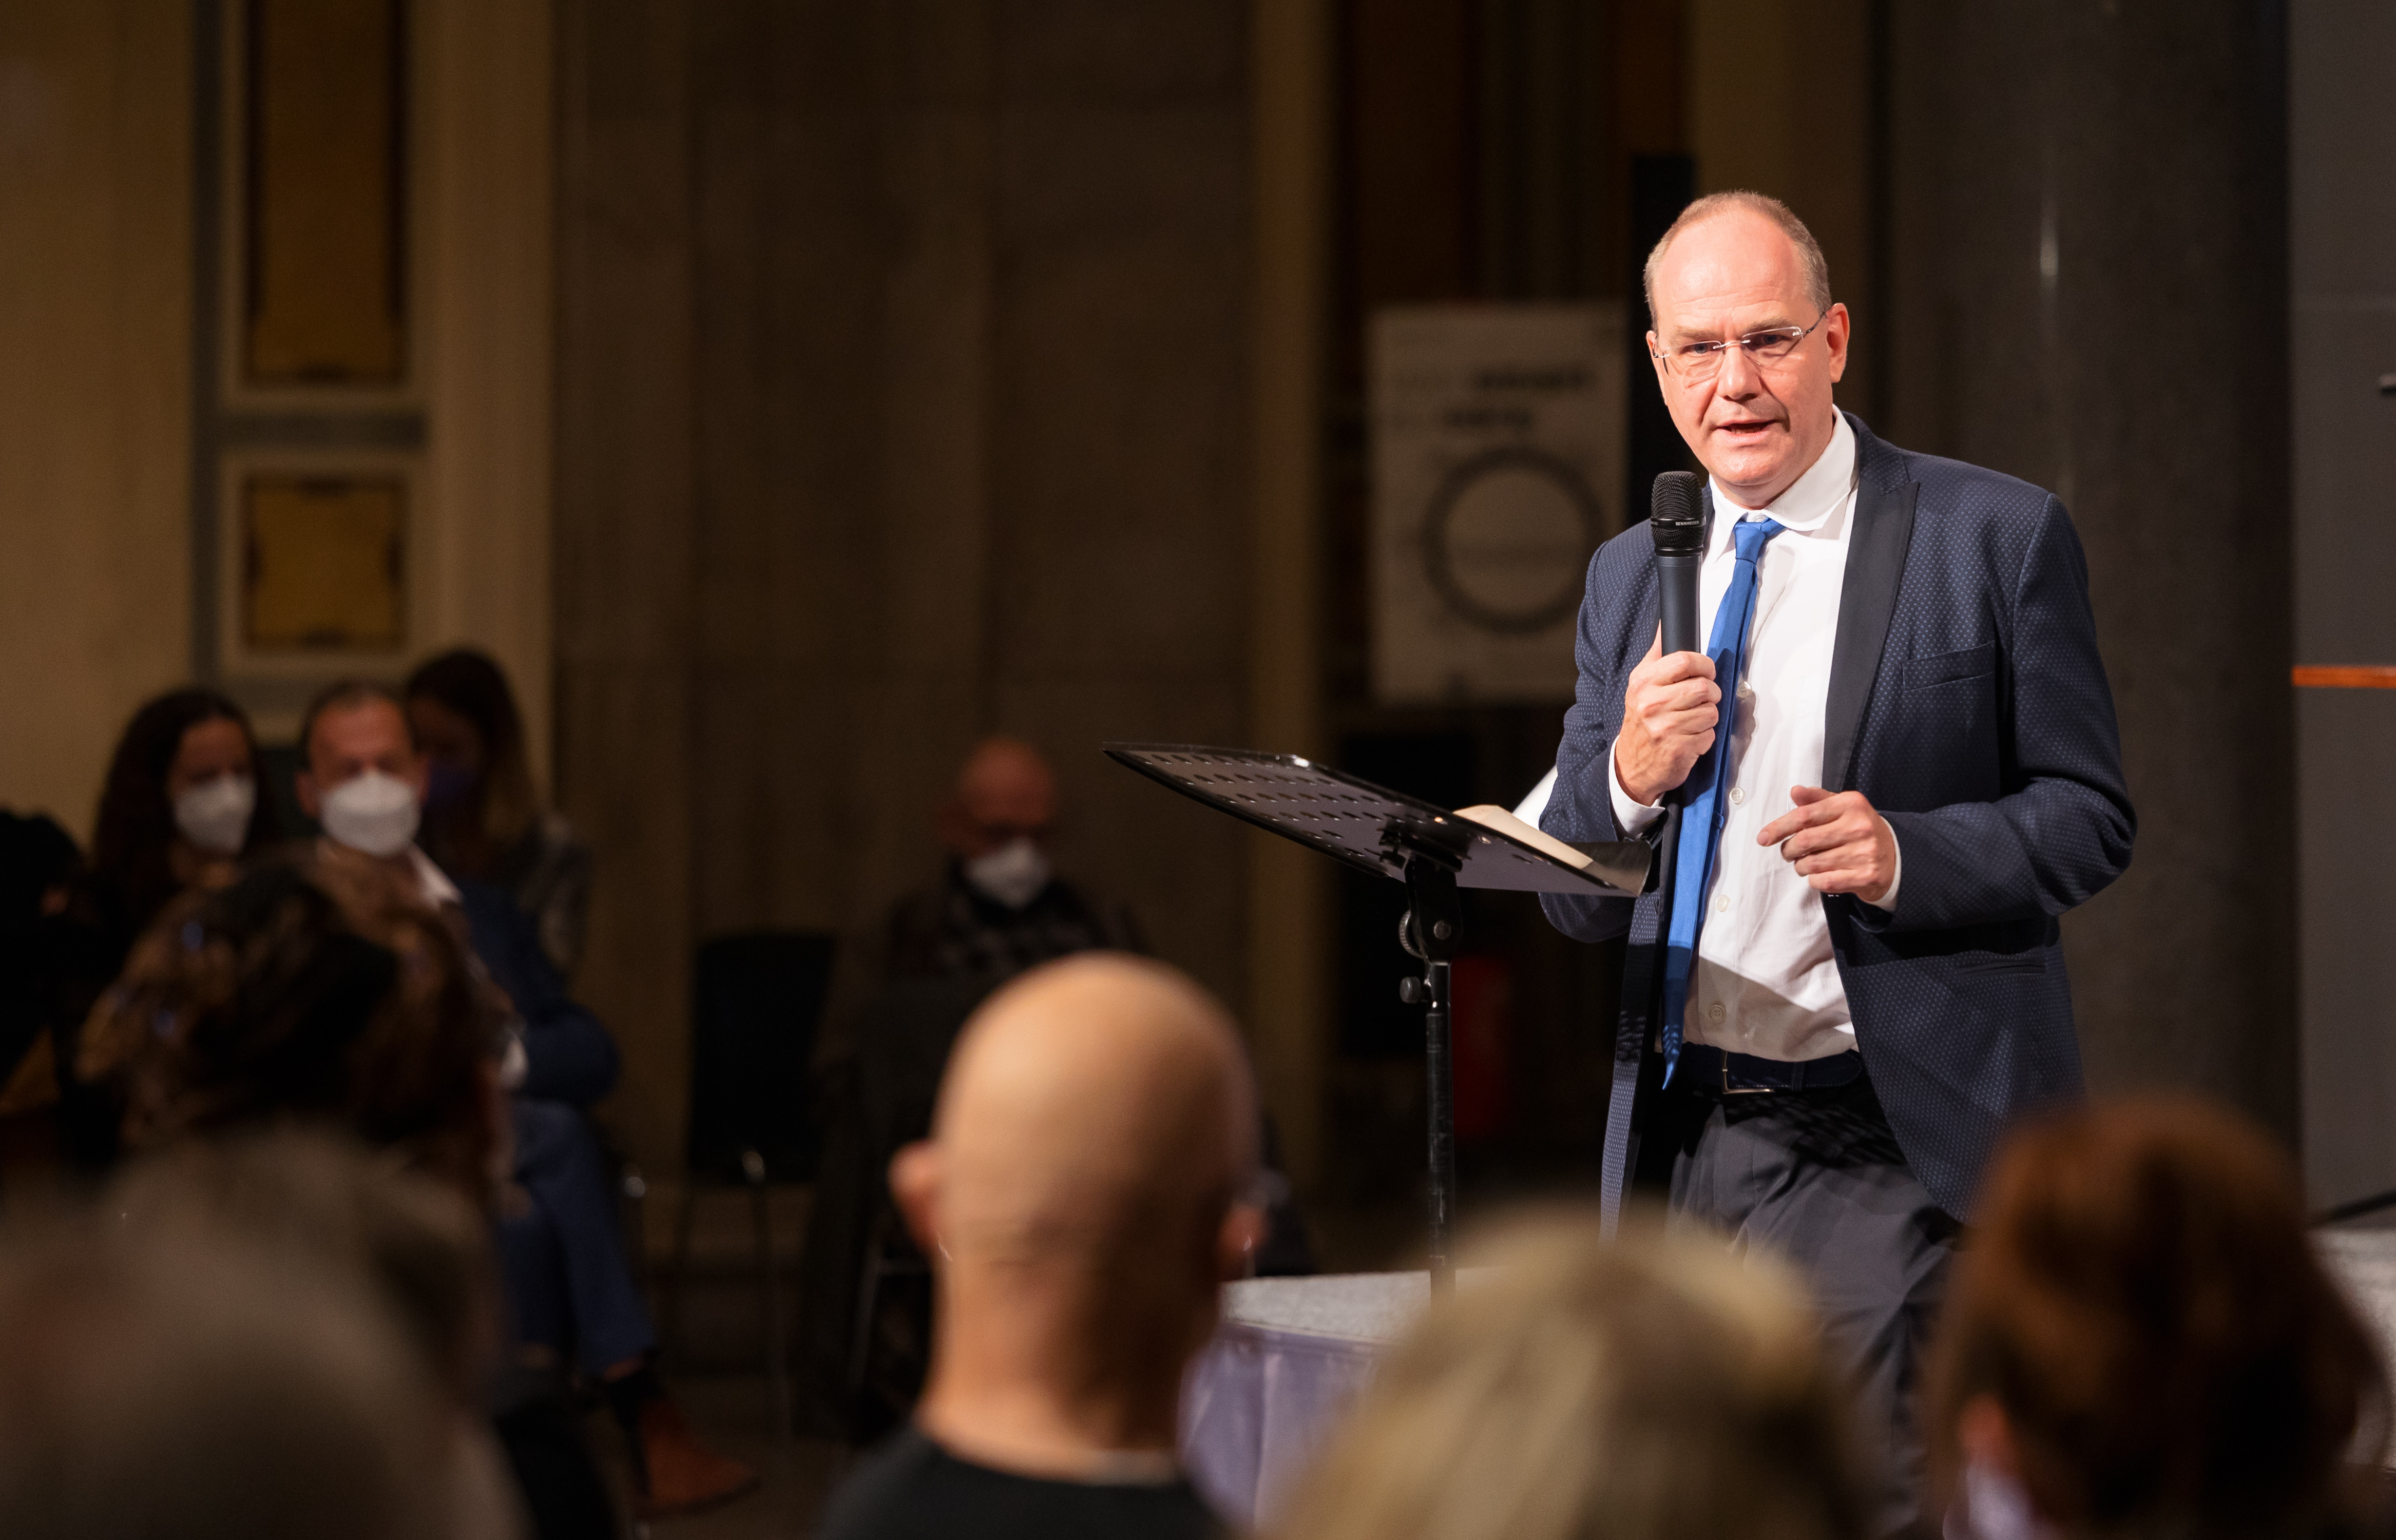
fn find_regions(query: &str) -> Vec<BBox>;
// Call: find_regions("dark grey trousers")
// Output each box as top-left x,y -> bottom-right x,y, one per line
1650,1075 -> 1959,1539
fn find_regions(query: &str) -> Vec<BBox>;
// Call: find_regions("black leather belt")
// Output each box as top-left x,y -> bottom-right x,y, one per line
1676,1044 -> 1864,1096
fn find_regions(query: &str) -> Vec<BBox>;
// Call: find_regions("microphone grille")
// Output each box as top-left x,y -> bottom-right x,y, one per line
1649,471 -> 1704,556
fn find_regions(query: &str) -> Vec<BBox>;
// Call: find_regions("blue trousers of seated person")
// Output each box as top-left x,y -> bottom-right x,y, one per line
501,1096 -> 655,1376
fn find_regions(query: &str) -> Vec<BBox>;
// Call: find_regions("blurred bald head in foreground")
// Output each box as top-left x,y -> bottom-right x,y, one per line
891,952 -> 1262,1476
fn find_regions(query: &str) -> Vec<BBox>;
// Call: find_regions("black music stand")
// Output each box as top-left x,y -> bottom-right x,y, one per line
1105,744 -> 1651,1294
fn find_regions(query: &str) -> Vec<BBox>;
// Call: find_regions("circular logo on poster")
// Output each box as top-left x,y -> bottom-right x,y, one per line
1421,446 -> 1603,634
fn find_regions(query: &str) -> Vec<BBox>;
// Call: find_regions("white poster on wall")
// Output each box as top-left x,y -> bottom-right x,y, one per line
1370,302 -> 1625,704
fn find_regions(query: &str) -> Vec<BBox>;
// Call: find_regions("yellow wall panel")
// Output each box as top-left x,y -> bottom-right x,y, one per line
242,475 -> 406,650
244,0 -> 406,384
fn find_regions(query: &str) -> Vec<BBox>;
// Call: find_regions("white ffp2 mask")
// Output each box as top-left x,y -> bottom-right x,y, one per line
172,774 -> 256,857
320,769 -> 421,858
963,837 -> 1051,910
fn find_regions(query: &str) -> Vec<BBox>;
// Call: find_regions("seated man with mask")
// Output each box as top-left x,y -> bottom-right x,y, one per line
884,736 -> 1141,981
295,680 -> 755,1518
799,737 -> 1147,1437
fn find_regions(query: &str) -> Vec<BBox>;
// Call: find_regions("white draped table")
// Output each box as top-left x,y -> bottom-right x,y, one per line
2314,1224 -> 2396,1395
1178,1272 -> 1428,1528
1179,1231 -> 2396,1528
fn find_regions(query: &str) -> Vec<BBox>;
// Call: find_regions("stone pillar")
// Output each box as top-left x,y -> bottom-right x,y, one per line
1880,4 -> 2294,1138
2290,0 -> 2396,1206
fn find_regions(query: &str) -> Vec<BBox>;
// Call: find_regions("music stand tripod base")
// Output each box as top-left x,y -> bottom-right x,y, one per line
1103,744 -> 1650,1296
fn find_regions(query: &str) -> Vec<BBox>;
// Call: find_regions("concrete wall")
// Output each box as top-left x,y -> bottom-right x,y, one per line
0,2 -> 192,840
555,1 -> 1259,1167
2291,1 -> 2396,1206
1686,0 -> 1882,420
1881,3 -> 2295,1138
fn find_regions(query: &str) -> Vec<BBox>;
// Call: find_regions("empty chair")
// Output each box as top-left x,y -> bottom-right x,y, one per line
661,931 -> 835,1438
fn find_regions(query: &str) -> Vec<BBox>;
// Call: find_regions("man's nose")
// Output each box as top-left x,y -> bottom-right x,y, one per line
1712,338 -> 1764,398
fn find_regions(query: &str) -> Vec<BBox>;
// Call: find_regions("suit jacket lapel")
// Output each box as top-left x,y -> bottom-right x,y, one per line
1823,420 -> 1919,793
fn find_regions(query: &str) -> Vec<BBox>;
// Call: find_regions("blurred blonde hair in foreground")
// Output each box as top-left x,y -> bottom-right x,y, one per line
1270,1209 -> 1871,1540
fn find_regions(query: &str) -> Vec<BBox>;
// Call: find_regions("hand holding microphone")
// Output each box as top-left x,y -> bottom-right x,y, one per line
1617,626 -> 1720,806
1614,472 -> 1719,807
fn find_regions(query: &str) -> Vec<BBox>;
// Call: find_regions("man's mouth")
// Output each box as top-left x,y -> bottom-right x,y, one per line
1715,419 -> 1779,440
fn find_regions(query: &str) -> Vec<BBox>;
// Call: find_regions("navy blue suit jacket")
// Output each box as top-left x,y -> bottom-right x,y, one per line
1539,414 -> 2134,1219
457,878 -> 620,1107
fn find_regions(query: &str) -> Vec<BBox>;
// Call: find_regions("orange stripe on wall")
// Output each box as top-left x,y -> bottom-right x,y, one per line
2293,666 -> 2396,689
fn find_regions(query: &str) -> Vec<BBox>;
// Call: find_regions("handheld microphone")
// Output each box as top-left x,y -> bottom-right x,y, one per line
1650,471 -> 1705,657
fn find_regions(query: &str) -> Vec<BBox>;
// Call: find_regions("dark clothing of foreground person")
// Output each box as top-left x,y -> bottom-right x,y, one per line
821,1427 -> 1218,1540
0,810 -> 117,1168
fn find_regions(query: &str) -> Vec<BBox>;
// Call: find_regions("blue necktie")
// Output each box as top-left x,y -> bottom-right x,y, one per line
1659,516 -> 1785,1086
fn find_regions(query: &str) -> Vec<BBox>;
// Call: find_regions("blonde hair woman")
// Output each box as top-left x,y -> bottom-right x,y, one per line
1271,1211 -> 1871,1540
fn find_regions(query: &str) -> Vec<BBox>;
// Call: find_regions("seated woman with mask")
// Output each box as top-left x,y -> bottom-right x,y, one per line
404,648 -> 591,981
28,690 -> 285,1167
90,688 -> 281,959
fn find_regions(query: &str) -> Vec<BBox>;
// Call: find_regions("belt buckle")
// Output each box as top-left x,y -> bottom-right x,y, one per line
1720,1051 -> 1771,1096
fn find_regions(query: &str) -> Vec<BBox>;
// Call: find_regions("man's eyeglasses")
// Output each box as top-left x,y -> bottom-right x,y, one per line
1650,307 -> 1832,383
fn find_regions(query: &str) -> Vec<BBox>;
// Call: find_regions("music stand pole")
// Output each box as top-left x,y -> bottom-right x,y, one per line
1394,844 -> 1464,1296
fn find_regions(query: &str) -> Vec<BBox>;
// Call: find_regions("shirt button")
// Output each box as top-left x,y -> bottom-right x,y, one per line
1729,787 -> 1745,806
1708,1002 -> 1727,1024
1714,892 -> 1730,913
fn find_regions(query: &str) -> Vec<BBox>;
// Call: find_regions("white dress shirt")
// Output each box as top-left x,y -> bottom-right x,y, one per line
1608,412 -> 1901,1063
406,844 -> 463,911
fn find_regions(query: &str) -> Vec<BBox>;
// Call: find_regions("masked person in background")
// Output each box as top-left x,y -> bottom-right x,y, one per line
90,688 -> 281,964
22,689 -> 287,1171
801,739 -> 1320,1439
407,648 -> 592,982
296,678 -> 757,1519
800,738 -> 1147,1436
885,737 -> 1141,982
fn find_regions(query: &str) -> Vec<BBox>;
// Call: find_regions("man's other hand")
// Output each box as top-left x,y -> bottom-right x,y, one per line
1759,785 -> 1896,904
1615,631 -> 1721,806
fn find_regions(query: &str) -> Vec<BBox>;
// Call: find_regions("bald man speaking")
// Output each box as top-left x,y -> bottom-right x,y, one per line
818,953 -> 1261,1540
1540,192 -> 2133,1530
